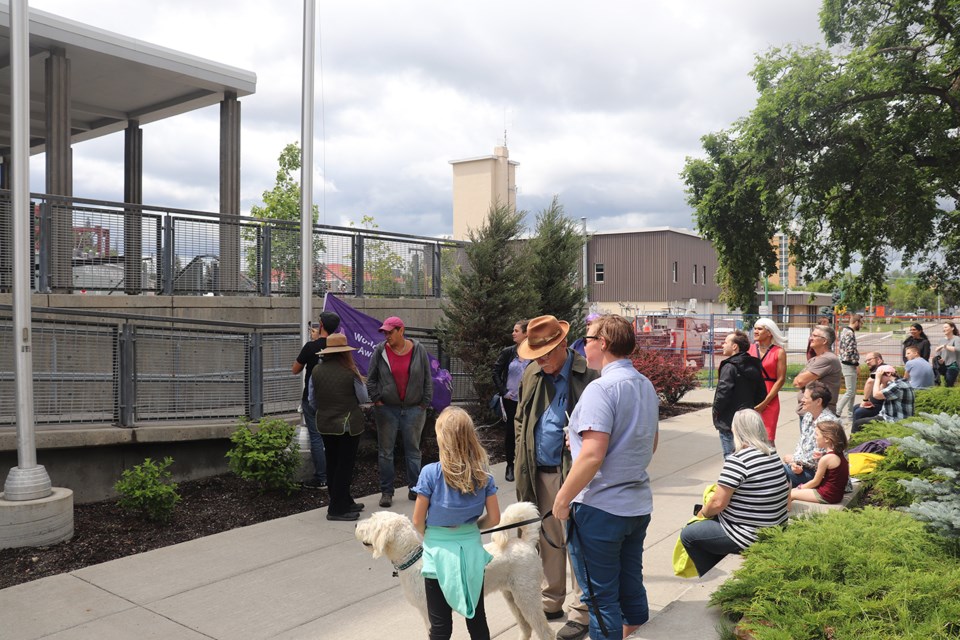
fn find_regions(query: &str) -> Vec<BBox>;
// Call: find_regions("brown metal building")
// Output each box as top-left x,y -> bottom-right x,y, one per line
586,227 -> 724,315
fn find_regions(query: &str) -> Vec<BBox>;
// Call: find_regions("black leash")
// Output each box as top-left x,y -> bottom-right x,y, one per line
481,512 -> 566,549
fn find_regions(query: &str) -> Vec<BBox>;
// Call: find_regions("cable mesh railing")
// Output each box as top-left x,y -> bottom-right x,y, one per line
0,307 -> 473,428
0,190 -> 462,298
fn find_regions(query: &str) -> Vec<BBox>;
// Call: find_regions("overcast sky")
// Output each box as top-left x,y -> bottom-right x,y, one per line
29,0 -> 826,237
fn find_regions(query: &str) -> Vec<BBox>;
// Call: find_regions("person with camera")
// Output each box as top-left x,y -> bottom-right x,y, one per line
852,364 -> 915,433
679,409 -> 790,577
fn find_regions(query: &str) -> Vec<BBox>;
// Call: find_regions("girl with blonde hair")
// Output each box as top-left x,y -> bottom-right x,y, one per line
749,318 -> 788,443
412,407 -> 501,640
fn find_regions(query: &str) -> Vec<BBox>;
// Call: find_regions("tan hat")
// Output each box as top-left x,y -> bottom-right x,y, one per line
319,333 -> 356,355
517,315 -> 570,359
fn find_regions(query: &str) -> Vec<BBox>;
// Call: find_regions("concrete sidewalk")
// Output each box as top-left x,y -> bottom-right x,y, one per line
0,389 -> 802,640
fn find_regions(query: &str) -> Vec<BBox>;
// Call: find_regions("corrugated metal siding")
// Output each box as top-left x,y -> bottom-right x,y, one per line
587,230 -> 720,303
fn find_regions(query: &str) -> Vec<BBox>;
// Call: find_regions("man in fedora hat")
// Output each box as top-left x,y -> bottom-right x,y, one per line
515,314 -> 598,638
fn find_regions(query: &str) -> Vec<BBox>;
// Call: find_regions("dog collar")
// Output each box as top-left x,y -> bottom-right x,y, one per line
392,546 -> 423,575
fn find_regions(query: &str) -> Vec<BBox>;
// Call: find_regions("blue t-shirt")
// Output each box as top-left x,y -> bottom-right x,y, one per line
414,462 -> 498,527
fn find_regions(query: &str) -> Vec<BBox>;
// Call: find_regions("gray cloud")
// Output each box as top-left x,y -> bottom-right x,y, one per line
30,0 -> 826,239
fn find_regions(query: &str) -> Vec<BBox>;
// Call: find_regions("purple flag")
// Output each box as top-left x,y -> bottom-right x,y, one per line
322,293 -> 453,412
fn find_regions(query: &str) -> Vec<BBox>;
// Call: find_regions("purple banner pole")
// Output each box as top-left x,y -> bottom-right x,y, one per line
322,294 -> 453,412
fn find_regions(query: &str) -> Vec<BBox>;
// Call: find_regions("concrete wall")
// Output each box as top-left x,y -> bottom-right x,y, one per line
3,293 -> 446,329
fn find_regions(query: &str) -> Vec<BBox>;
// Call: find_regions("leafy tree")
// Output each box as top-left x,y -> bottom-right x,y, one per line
528,196 -> 588,337
357,215 -> 405,295
682,0 -> 960,311
243,142 -> 322,293
438,203 -> 537,405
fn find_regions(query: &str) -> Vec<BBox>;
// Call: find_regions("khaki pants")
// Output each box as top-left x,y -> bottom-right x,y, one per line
536,470 -> 589,624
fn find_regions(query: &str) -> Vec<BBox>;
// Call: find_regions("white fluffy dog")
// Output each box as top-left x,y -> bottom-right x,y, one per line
356,501 -> 555,640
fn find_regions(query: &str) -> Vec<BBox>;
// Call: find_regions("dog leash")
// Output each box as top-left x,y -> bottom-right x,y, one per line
481,512 -> 565,549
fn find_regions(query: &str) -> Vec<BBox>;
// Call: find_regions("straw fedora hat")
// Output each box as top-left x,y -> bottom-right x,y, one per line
319,333 -> 356,355
517,315 -> 570,360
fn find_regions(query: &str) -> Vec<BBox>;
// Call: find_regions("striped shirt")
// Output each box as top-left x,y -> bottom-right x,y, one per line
717,447 -> 790,549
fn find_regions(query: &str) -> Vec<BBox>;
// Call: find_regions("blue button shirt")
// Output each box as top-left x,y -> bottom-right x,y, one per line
534,350 -> 573,466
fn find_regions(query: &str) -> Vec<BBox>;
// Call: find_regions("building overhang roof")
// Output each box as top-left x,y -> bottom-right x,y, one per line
0,3 -> 256,155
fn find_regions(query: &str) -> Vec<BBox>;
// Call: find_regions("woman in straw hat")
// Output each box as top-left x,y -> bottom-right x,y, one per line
312,333 -> 367,521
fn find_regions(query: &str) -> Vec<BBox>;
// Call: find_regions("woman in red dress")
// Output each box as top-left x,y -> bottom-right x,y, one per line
749,318 -> 787,444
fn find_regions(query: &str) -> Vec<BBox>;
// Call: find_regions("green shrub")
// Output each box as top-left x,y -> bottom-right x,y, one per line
846,419 -> 938,508
114,456 -> 181,522
914,386 -> 960,415
712,508 -> 960,639
226,417 -> 300,493
848,419 -> 917,448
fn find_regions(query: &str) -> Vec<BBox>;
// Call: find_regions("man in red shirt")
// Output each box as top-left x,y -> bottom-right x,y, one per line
366,316 -> 433,508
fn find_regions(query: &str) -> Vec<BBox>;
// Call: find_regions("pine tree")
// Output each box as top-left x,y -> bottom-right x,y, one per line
897,412 -> 960,540
528,196 -> 588,338
438,203 -> 537,405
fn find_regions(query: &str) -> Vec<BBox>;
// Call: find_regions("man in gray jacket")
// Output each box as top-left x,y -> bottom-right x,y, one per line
366,316 -> 433,508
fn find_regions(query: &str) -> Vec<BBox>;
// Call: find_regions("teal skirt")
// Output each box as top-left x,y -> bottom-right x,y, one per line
421,524 -> 493,618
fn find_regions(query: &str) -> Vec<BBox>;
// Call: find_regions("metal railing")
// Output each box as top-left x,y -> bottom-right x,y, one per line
0,306 -> 475,428
0,190 -> 466,298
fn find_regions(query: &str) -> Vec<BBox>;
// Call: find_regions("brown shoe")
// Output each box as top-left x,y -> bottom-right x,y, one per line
556,621 -> 589,640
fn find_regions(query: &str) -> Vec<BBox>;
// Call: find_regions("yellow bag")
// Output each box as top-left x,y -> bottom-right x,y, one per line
849,452 -> 884,476
673,483 -> 719,578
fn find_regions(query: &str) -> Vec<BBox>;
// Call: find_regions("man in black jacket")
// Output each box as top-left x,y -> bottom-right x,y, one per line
713,330 -> 767,457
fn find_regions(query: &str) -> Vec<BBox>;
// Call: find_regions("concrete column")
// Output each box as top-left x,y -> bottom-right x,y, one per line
45,47 -> 73,292
124,120 -> 143,293
219,92 -> 241,294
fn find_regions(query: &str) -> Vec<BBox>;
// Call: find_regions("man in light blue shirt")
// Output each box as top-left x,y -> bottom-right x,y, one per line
904,346 -> 934,389
553,314 -> 659,640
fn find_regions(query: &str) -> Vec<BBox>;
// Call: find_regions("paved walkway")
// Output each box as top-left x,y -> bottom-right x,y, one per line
0,388 -> 802,640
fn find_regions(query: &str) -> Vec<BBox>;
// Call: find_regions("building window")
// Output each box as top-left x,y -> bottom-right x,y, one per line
672,261 -> 678,283
594,263 -> 604,284
702,265 -> 707,285
693,264 -> 698,284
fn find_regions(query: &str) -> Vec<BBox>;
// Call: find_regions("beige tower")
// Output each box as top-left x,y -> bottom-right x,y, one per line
449,146 -> 518,241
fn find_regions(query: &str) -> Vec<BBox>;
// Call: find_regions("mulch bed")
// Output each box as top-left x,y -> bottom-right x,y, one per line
0,402 -> 709,590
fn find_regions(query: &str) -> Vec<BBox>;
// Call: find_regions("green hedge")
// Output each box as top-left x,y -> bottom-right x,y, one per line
712,508 -> 960,639
847,419 -> 937,508
914,386 -> 960,415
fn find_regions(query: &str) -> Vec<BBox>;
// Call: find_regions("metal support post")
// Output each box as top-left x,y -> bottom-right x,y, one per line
162,214 -> 174,295
118,323 -> 136,427
261,225 -> 272,296
246,332 -> 263,421
432,242 -> 442,298
353,234 -> 364,297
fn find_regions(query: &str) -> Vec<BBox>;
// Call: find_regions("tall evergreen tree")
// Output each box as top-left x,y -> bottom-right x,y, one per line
528,196 -> 588,337
438,203 -> 537,404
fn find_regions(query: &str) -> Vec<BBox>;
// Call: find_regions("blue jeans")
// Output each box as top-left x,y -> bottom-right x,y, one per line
718,430 -> 735,458
679,517 -> 742,577
375,404 -> 426,494
783,462 -> 815,487
567,503 -> 651,640
302,400 -> 326,482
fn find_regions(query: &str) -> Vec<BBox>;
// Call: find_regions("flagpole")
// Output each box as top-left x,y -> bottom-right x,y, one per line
300,0 -> 316,343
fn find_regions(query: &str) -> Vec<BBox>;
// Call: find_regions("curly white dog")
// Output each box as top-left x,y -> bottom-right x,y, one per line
356,501 -> 555,640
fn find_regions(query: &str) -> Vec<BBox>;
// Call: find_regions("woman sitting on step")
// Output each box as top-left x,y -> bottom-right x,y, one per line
680,409 -> 790,577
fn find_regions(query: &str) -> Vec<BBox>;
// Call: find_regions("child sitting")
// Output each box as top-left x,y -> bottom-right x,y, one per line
790,420 -> 849,505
